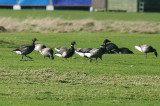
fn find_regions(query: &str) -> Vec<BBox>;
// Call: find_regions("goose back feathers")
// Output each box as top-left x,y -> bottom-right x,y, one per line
40,48 -> 54,60
35,44 -> 46,52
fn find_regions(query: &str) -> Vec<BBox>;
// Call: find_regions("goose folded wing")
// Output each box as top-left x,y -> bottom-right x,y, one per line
89,48 -> 100,53
59,48 -> 67,54
55,47 -> 67,52
60,48 -> 73,57
19,46 -> 32,53
75,48 -> 82,52
84,48 -> 100,58
82,48 -> 92,53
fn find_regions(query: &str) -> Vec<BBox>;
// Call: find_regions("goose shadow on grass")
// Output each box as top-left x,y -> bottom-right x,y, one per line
20,59 -> 34,61
0,40 -> 18,48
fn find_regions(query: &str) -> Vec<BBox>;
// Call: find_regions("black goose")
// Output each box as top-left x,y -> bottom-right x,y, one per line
115,47 -> 134,54
84,39 -> 111,62
40,48 -> 54,60
34,44 -> 46,52
12,38 -> 38,60
55,41 -> 76,59
100,43 -> 119,54
106,43 -> 119,54
135,44 -> 158,58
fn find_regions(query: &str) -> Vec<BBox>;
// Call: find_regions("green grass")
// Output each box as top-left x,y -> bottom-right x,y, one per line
0,32 -> 160,105
1,9 -> 160,22
0,9 -> 160,105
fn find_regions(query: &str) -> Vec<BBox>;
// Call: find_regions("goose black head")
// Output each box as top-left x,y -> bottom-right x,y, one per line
154,50 -> 158,57
32,38 -> 38,42
103,39 -> 111,44
71,41 -> 76,45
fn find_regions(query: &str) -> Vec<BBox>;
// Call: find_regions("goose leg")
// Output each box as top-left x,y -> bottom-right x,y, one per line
21,56 -> 23,60
89,58 -> 92,62
99,56 -> 102,60
25,55 -> 32,59
63,58 -> 68,61
96,58 -> 98,62
145,53 -> 147,58
49,54 -> 53,60
66,58 -> 69,61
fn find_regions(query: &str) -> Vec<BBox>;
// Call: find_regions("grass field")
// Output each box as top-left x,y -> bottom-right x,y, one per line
1,9 -> 160,22
0,10 -> 160,105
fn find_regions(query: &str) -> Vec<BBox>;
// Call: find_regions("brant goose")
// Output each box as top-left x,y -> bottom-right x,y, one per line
135,44 -> 158,58
40,48 -> 54,60
13,38 -> 38,60
84,39 -> 111,62
55,41 -> 76,59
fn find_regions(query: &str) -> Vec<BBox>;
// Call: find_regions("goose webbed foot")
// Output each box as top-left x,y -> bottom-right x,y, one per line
89,58 -> 93,62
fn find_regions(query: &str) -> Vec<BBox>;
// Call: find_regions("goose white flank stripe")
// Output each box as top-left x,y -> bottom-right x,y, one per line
84,53 -> 92,57
55,53 -> 63,57
134,46 -> 142,52
13,51 -> 22,55
75,51 -> 85,57
75,48 -> 93,57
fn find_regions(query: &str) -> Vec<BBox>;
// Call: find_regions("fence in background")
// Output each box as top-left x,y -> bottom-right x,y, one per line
0,0 -> 160,12
0,0 -> 92,10
0,0 -> 91,6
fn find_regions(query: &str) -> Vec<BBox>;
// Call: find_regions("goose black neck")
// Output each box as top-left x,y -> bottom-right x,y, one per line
154,49 -> 158,57
32,41 -> 36,47
71,44 -> 75,50
32,40 -> 35,45
101,43 -> 107,53
104,42 -> 106,50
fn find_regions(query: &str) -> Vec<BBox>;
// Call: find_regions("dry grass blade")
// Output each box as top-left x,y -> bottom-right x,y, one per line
0,17 -> 160,33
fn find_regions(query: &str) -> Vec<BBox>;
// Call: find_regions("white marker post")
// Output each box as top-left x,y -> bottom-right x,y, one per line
13,0 -> 21,10
46,0 -> 54,11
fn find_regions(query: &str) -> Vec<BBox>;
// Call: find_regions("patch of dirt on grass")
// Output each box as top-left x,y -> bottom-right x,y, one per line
0,26 -> 7,32
1,17 -> 160,33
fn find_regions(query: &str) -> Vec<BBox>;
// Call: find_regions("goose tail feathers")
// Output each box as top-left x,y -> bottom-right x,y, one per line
55,48 -> 60,52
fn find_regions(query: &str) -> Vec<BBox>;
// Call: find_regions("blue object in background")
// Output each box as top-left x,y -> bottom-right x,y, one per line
52,0 -> 92,6
18,0 -> 50,5
0,0 -> 17,5
0,0 -> 92,6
